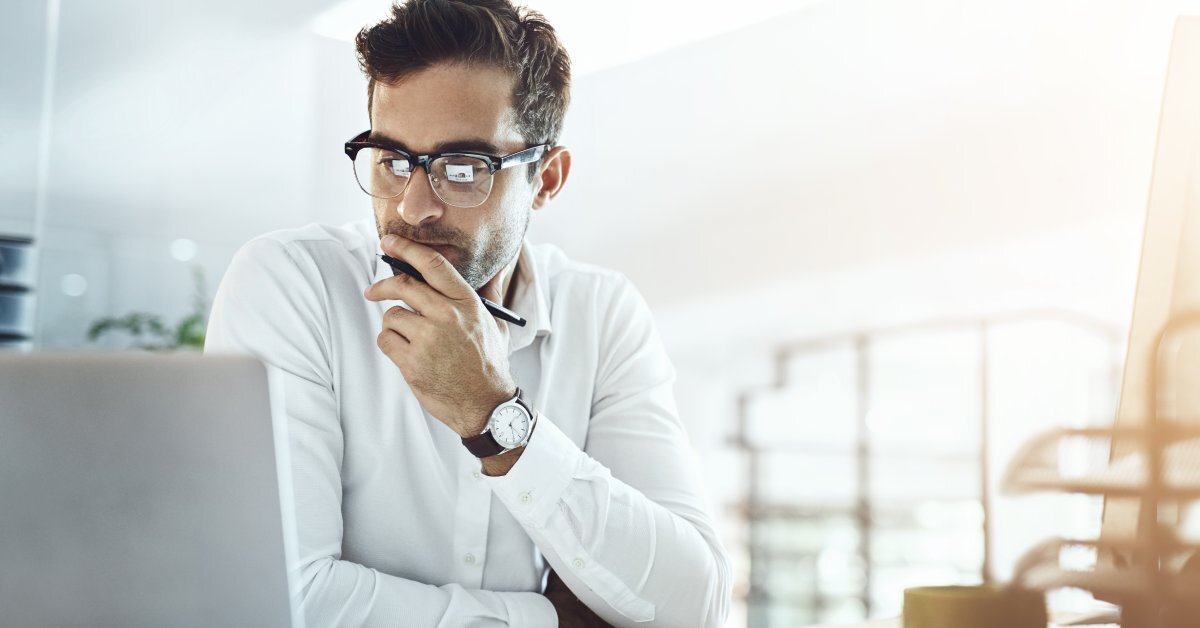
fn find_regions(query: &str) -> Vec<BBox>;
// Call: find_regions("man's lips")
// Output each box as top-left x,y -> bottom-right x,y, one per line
384,236 -> 457,255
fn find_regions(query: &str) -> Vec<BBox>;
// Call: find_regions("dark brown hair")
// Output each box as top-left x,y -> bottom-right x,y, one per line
355,0 -> 571,147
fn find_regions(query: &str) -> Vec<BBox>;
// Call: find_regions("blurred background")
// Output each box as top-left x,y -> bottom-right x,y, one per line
4,0 -> 1200,625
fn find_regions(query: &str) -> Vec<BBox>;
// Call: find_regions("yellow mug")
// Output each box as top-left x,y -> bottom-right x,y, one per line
903,584 -> 1046,628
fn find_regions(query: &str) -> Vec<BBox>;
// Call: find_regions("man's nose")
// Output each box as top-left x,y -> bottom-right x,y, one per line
396,171 -> 445,226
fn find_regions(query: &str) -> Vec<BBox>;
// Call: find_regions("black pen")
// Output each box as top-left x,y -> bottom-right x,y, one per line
379,254 -> 528,328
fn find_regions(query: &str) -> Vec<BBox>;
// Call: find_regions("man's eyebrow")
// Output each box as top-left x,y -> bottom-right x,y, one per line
367,132 -> 502,155
434,139 -> 503,155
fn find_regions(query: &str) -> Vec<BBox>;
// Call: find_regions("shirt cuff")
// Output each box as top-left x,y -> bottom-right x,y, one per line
500,591 -> 558,628
484,412 -> 582,527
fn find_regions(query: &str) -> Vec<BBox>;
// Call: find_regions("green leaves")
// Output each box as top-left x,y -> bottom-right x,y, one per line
87,313 -> 174,350
174,313 -> 207,349
86,267 -> 209,351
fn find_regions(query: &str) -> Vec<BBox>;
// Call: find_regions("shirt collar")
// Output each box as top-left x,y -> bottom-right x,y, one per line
370,235 -> 551,354
505,238 -> 552,352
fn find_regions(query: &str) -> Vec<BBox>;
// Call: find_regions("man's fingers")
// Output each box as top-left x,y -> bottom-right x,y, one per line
381,304 -> 427,340
380,235 -> 474,300
376,327 -> 409,353
364,272 -> 444,316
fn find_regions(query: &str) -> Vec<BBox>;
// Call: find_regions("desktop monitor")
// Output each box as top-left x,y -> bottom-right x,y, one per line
1101,13 -> 1200,567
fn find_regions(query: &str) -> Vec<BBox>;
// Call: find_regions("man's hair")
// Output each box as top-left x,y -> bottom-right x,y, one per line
355,0 -> 572,147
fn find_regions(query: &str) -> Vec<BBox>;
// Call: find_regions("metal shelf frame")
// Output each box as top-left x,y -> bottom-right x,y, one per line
732,310 -> 1123,627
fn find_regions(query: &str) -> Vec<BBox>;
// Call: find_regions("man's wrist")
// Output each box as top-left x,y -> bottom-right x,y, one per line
463,384 -> 532,474
455,413 -> 489,439
480,446 -> 524,476
454,385 -> 516,438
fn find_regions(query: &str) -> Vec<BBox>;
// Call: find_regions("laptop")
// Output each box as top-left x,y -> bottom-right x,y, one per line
0,353 -> 303,628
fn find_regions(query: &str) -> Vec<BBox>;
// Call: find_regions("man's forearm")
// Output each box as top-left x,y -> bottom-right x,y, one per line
299,555 -> 557,627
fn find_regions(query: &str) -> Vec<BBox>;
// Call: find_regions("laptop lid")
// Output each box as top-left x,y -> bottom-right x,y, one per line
0,353 -> 302,628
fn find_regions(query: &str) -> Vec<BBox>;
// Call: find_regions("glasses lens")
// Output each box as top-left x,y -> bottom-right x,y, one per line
430,156 -> 493,208
353,147 -> 412,199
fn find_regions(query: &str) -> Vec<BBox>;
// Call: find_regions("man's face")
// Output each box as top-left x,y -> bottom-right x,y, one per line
368,63 -> 537,290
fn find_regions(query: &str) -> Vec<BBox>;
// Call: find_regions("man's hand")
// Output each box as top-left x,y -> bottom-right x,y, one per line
364,235 -> 514,438
545,569 -> 613,628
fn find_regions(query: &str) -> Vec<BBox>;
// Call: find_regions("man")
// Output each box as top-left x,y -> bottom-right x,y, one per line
205,1 -> 730,626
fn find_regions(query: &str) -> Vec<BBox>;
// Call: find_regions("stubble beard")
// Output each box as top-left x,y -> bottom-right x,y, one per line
376,207 -> 530,291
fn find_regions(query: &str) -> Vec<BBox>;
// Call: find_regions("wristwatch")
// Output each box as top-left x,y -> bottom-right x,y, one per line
461,387 -> 537,458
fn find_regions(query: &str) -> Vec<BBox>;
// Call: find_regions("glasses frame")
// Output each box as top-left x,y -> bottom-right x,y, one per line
343,130 -> 551,207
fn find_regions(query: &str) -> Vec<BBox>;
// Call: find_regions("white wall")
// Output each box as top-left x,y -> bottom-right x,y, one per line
29,23 -> 351,347
538,0 -> 1171,306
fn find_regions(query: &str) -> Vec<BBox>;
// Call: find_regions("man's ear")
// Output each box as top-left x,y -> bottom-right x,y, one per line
532,146 -> 571,210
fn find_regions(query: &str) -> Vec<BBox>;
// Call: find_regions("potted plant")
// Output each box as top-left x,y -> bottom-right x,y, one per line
87,267 -> 209,351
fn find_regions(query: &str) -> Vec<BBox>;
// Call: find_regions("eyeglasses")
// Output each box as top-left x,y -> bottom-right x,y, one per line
344,130 -> 549,209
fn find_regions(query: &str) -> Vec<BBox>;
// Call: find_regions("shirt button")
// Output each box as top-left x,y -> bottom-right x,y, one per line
572,558 -> 585,569
471,471 -> 482,480
464,553 -> 476,565
519,492 -> 531,504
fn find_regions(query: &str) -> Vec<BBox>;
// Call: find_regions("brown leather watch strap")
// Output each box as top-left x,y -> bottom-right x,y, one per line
461,388 -> 535,458
462,429 -> 506,458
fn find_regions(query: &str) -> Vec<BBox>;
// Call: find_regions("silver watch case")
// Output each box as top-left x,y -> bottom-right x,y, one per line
483,396 -> 535,451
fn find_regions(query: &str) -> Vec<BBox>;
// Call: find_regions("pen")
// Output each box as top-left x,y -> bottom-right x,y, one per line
378,254 -> 528,328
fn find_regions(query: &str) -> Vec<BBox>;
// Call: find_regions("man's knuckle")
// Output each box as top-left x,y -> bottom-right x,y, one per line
431,302 -> 453,319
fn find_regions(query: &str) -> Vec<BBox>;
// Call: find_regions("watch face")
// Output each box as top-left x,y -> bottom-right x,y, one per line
491,405 -> 530,448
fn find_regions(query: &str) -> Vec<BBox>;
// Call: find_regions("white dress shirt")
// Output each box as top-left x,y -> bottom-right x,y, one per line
205,219 -> 731,628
